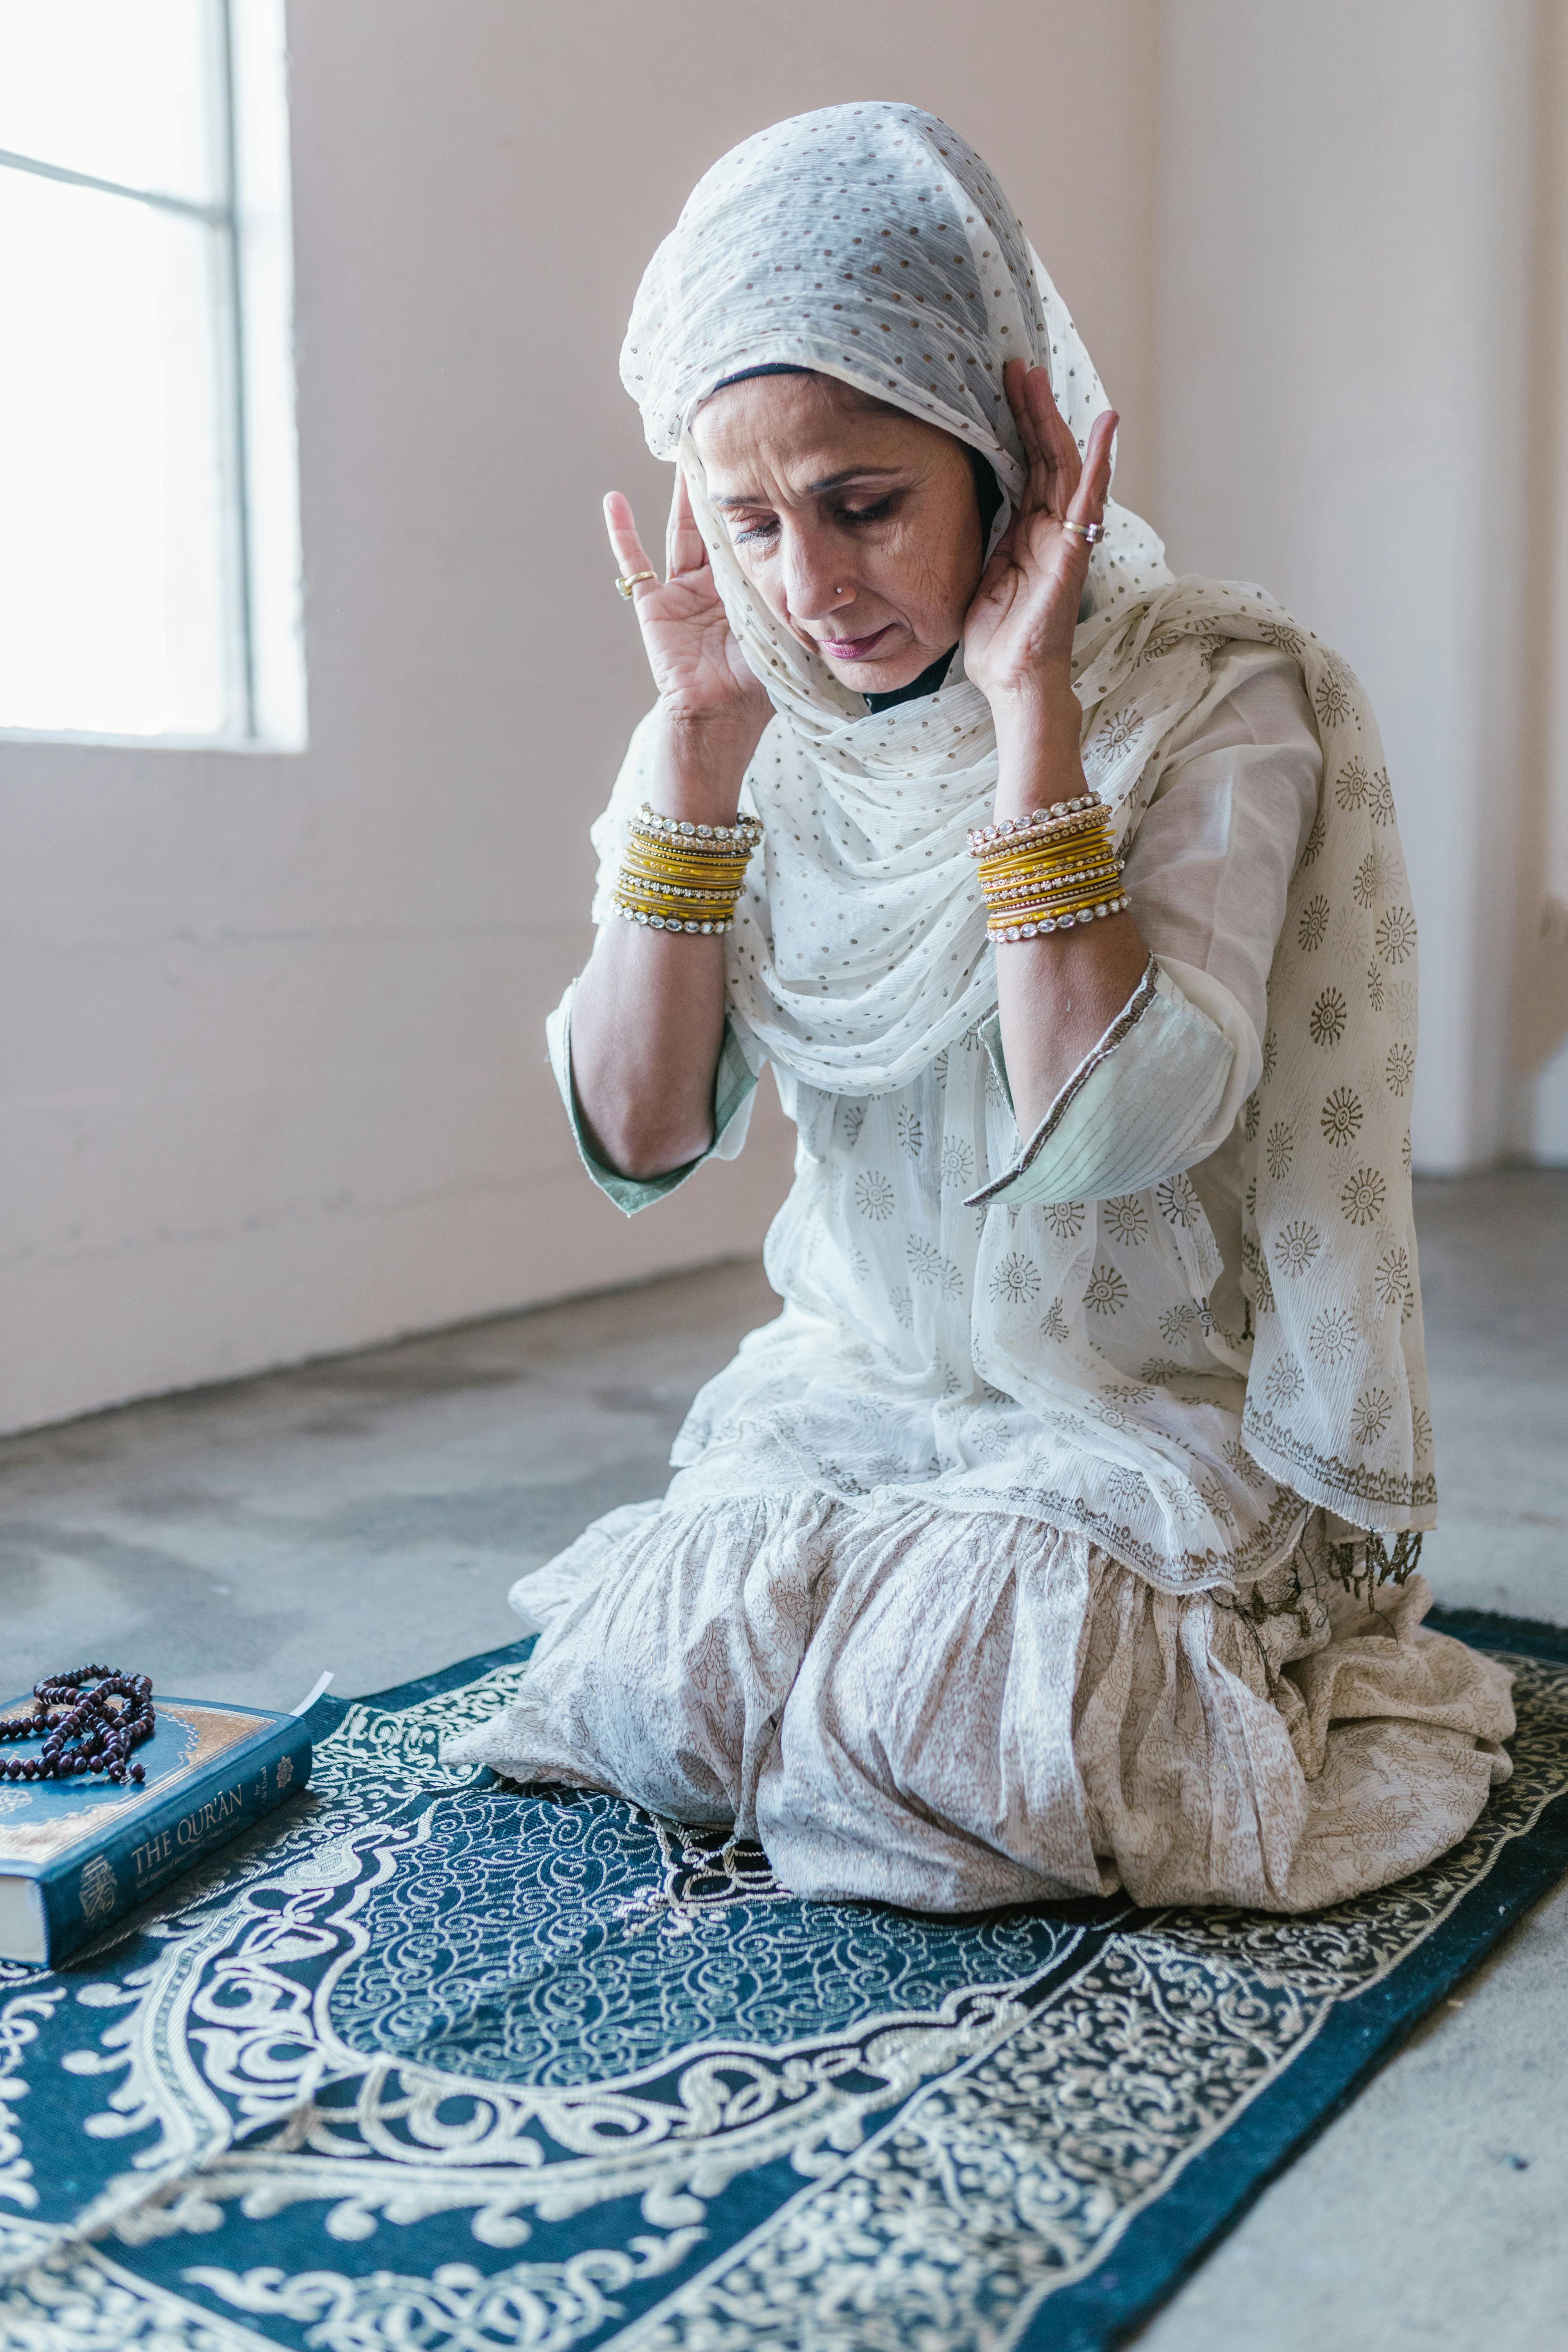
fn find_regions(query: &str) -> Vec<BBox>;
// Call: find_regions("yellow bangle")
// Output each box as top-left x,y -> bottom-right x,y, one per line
621,857 -> 753,894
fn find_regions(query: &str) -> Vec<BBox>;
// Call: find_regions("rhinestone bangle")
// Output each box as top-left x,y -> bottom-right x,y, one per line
968,792 -> 1106,857
612,898 -> 736,936
632,803 -> 763,851
988,890 -> 1133,943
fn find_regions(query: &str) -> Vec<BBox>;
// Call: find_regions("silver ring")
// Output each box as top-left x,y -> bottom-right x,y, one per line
1062,520 -> 1104,546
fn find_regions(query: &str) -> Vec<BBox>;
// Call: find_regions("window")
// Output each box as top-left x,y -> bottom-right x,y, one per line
0,0 -> 304,745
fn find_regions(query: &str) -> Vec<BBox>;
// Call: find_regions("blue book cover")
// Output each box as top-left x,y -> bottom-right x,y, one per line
0,1692 -> 312,1967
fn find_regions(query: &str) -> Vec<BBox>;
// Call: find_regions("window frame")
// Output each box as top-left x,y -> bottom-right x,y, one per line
0,0 -> 304,751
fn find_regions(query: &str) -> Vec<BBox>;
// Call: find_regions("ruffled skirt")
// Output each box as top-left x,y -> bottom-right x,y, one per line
446,1493 -> 1514,1915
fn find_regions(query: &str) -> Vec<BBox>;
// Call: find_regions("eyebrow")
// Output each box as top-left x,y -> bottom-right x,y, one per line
710,466 -> 906,508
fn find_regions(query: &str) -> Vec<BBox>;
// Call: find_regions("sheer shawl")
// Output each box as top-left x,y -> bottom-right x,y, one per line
602,103 -> 1433,1543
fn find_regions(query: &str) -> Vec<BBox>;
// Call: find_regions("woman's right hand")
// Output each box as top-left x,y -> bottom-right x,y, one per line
575,468 -> 766,1179
605,471 -> 772,734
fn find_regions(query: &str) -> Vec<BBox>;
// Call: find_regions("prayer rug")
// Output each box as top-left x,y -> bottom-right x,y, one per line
2,1612 -> 1566,2352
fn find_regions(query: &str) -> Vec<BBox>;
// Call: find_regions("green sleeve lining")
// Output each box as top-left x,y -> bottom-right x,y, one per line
548,983 -> 761,1216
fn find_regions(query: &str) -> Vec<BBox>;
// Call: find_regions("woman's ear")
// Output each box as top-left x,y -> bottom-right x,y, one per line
967,448 -> 1006,555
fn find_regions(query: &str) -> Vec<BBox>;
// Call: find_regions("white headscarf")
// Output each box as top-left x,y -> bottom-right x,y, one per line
603,103 -> 1434,1544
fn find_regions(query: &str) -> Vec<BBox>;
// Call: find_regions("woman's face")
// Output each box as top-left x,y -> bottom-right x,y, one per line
691,373 -> 987,694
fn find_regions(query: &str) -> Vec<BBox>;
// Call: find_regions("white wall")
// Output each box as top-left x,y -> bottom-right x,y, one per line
1154,0 -> 1558,1174
0,0 -> 1160,1433
1511,0 -> 1568,1161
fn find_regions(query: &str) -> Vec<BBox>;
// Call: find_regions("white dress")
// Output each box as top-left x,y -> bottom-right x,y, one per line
448,649 -> 1514,1914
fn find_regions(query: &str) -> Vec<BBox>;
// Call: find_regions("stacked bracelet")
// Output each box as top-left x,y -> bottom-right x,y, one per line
612,803 -> 763,935
968,791 -> 1131,942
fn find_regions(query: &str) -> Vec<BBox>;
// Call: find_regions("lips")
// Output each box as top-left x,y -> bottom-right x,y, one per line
818,623 -> 895,662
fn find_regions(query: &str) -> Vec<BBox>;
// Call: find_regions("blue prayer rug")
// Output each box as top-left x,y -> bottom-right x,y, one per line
2,1613 -> 1565,2352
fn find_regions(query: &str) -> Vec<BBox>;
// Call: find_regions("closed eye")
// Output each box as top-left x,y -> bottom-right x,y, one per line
730,492 -> 903,548
838,497 -> 896,526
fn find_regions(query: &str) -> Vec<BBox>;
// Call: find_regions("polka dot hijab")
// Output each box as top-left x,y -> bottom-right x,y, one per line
623,101 -> 1170,642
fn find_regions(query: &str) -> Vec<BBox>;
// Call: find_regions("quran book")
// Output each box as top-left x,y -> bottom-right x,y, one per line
0,1694 -> 312,1967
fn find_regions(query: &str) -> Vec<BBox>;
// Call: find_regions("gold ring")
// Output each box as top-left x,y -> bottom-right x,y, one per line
616,570 -> 657,598
1061,520 -> 1104,546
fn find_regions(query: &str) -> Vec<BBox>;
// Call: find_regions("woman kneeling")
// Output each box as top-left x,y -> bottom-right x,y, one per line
450,104 -> 1513,1915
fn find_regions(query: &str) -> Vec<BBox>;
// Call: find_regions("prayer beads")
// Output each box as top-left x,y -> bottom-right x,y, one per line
0,1664 -> 154,1785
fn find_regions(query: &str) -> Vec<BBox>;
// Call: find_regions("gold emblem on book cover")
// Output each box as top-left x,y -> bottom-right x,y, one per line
78,1853 -> 116,1923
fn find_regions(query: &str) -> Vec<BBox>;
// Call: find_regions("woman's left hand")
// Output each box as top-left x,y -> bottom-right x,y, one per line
962,358 -> 1117,714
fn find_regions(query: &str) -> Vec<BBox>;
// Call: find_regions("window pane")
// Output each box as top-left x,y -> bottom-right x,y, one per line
0,0 -> 224,205
0,168 -> 234,736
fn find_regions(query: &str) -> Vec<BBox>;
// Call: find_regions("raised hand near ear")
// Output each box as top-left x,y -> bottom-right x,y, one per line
962,358 -> 1117,713
572,469 -> 770,1183
604,470 -> 771,738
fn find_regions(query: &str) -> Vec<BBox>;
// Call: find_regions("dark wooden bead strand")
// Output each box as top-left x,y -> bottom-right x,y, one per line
0,1665 -> 154,1786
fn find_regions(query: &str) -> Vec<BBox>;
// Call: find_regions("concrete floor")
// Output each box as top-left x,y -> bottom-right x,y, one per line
3,1168 -> 1565,2347
0,1257 -> 780,1713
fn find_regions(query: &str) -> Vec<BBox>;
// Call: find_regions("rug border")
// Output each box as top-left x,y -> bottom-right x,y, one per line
327,1615 -> 1568,2352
